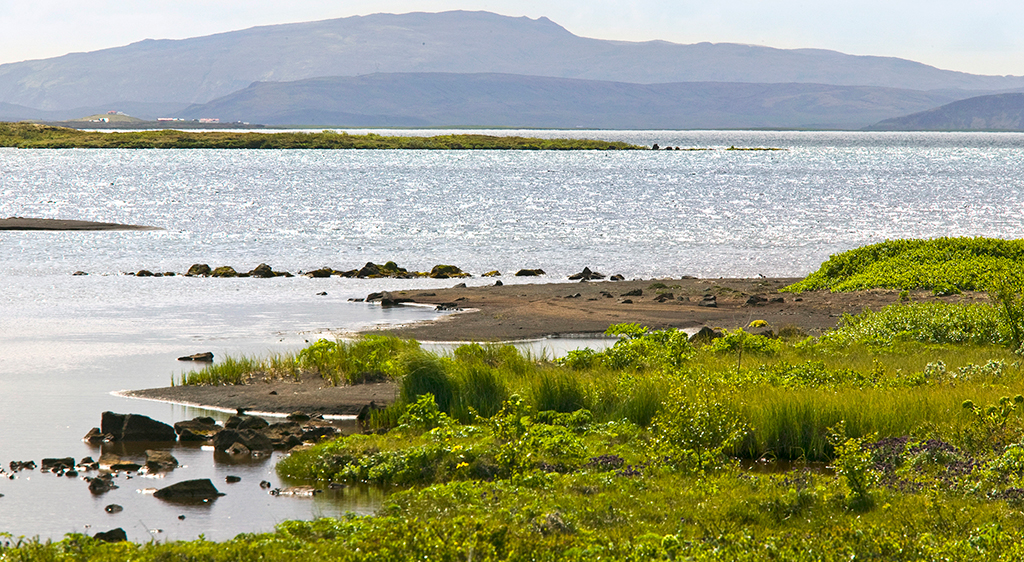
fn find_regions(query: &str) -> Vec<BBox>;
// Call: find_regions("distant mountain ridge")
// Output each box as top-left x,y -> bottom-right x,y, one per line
2,10 -> 1024,113
177,73 -> 962,129
867,93 -> 1024,131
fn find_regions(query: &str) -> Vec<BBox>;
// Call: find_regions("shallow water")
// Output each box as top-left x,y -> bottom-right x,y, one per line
2,130 -> 1024,541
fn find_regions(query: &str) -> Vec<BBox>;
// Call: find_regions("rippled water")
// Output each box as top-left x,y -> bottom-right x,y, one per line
2,130 -> 1024,541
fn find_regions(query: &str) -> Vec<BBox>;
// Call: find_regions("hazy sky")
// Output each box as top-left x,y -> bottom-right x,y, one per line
3,1 -> 1023,76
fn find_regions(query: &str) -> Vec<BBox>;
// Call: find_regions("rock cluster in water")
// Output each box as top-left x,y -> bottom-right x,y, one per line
93,262 -> 631,282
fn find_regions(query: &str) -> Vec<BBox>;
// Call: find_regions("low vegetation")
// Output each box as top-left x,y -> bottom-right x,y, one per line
784,236 -> 1024,293
15,240 -> 1024,560
0,122 -> 640,150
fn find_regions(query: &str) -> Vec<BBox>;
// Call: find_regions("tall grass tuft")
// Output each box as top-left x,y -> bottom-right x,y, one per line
180,356 -> 261,386
399,351 -> 456,413
531,372 -> 588,413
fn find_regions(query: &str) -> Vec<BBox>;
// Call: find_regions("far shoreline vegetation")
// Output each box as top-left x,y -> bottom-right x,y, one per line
0,122 -> 641,150
11,237 -> 1024,559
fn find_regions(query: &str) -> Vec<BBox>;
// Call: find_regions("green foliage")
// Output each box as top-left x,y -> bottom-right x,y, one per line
989,274 -> 1024,350
784,237 -> 1024,293
828,422 -> 876,511
399,351 -> 455,413
651,384 -> 748,473
531,372 -> 588,413
295,336 -> 418,385
817,302 -> 1006,348
708,329 -> 782,356
0,122 -> 641,150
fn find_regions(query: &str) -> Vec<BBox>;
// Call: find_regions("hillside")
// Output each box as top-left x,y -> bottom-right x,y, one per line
1,10 -> 1023,113
866,93 -> 1024,131
175,73 -> 960,129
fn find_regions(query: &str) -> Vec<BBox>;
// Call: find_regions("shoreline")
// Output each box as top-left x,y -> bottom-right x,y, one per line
123,277 -> 990,415
0,217 -> 162,231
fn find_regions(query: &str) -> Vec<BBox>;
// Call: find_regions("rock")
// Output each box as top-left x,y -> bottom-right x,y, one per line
315,291 -> 327,296
653,293 -> 675,302
72,271 -> 87,276
429,264 -> 469,279
88,475 -> 117,494
619,299 -> 633,304
564,293 -> 581,299
568,267 -> 606,281
748,328 -> 777,339
174,417 -> 220,435
452,282 -> 467,289
178,428 -> 215,442
262,422 -> 304,449
515,268 -> 545,277
136,270 -> 154,277
83,427 -> 107,443
770,297 -> 785,304
186,264 -> 211,277
41,458 -> 75,472
620,289 -> 643,297
304,267 -> 335,278
272,486 -> 320,497
600,291 -> 613,298
247,263 -> 275,278
210,266 -> 238,278
226,475 -> 242,483
145,450 -> 179,472
356,262 -> 382,278
301,426 -> 340,443
76,457 -> 99,471
225,415 -> 269,431
494,280 -> 503,286
153,479 -> 224,500
698,295 -> 718,308
609,274 -> 625,281
101,412 -> 177,442
225,442 -> 251,456
94,528 -> 128,543
177,351 -> 214,362
104,504 -> 123,514
260,480 -> 272,489
9,460 -> 35,472
213,428 -> 273,454
482,270 -> 501,277
287,412 -> 311,423
652,143 -> 660,150
746,295 -> 768,306
689,326 -> 725,344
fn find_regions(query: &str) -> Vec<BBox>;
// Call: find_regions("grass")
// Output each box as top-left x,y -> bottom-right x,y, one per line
0,122 -> 642,150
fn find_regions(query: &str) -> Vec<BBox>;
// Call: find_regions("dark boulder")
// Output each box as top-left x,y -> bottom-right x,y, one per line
287,412 -> 311,422
41,458 -> 75,472
225,442 -> 251,456
620,289 -> 643,297
698,295 -> 718,308
745,295 -> 768,306
213,428 -> 273,454
94,528 -> 127,543
304,267 -> 335,278
247,263 -> 275,278
482,270 -> 501,277
301,426 -> 340,443
653,293 -> 675,302
145,450 -> 179,472
568,267 -> 606,281
225,415 -> 268,431
262,422 -> 304,449
357,262 -> 382,278
210,266 -> 238,278
9,460 -> 36,472
82,427 -> 107,443
225,475 -> 242,483
88,475 -> 117,494
101,412 -> 177,442
770,297 -> 785,304
135,270 -> 154,277
153,479 -> 224,500
689,326 -> 725,344
515,269 -> 546,276
104,504 -> 123,514
177,351 -> 214,362
609,274 -> 625,281
186,264 -> 211,276
429,264 -> 469,279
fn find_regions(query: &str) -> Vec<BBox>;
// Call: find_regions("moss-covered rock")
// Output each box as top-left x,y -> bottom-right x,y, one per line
482,270 -> 501,277
186,264 -> 211,276
210,266 -> 238,278
515,268 -> 546,277
429,264 -> 470,279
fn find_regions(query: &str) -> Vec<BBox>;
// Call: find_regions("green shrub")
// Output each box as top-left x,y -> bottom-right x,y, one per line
400,351 -> 456,413
817,302 -> 1005,348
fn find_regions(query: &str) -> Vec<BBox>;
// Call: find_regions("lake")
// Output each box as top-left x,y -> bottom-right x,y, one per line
2,129 -> 1024,541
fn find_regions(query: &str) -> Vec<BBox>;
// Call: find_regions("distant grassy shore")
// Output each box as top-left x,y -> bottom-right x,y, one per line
0,122 -> 641,150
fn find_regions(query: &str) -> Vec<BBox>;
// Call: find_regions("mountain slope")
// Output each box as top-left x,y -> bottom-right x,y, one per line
177,73 -> 961,129
867,93 -> 1024,131
2,10 -> 1022,111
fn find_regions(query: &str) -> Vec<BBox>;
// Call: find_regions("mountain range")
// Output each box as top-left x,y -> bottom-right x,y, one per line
2,10 -> 1023,129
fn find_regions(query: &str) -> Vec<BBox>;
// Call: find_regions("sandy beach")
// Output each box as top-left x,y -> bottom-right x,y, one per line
0,217 -> 161,230
124,277 -> 989,415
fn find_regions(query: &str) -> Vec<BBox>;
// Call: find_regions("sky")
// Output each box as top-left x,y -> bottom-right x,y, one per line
2,1 -> 1023,76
